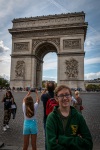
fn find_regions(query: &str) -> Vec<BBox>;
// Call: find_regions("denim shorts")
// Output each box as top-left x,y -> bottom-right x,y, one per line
23,119 -> 38,135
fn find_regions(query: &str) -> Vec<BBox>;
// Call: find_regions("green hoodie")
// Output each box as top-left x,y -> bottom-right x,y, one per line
46,106 -> 93,150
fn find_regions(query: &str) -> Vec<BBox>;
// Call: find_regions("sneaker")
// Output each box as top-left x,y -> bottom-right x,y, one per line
6,125 -> 10,129
3,126 -> 7,131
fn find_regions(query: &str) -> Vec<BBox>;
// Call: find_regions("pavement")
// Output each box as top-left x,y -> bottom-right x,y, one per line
0,91 -> 100,150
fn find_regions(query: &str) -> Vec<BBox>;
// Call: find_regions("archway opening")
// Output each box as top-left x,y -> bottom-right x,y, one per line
43,52 -> 57,82
35,42 -> 58,87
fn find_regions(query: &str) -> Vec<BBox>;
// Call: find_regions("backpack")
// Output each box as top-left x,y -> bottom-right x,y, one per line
46,98 -> 58,116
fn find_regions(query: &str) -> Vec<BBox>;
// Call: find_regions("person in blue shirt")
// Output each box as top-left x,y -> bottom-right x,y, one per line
22,90 -> 40,150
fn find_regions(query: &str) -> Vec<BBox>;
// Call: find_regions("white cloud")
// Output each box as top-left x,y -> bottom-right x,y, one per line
84,57 -> 100,65
43,53 -> 57,70
85,72 -> 100,80
43,62 -> 57,70
85,26 -> 100,52
0,63 -> 10,78
0,56 -> 11,63
84,34 -> 100,52
0,74 -> 10,80
0,40 -> 11,65
43,76 -> 57,82
0,40 -> 10,54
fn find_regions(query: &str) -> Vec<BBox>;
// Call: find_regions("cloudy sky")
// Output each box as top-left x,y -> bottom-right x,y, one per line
0,0 -> 100,81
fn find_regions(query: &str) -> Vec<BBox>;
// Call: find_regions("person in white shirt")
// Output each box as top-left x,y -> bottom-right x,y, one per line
71,96 -> 77,106
22,89 -> 40,150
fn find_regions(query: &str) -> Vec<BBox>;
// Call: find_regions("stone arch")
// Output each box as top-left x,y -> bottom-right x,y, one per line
9,12 -> 88,90
34,41 -> 58,59
34,42 -> 58,87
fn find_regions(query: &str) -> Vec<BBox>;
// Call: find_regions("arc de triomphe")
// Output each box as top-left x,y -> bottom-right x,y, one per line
9,12 -> 88,90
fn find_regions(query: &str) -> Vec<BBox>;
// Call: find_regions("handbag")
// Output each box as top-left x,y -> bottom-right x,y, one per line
11,104 -> 16,109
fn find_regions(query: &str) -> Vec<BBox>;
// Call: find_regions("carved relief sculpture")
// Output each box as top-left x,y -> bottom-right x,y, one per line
65,58 -> 78,78
63,39 -> 81,49
15,61 -> 25,78
14,42 -> 29,51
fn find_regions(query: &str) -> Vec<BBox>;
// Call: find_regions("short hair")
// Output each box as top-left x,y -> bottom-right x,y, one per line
75,91 -> 79,96
54,85 -> 72,96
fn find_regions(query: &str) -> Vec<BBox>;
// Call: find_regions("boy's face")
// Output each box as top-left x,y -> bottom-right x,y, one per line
56,88 -> 72,108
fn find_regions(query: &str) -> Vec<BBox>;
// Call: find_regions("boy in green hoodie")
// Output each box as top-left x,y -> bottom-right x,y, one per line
46,85 -> 93,150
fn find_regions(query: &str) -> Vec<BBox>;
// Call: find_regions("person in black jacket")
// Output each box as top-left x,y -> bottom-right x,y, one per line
41,81 -> 55,129
41,81 -> 55,149
2,90 -> 14,131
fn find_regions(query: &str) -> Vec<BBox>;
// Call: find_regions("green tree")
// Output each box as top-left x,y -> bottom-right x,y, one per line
0,77 -> 9,88
86,84 -> 100,91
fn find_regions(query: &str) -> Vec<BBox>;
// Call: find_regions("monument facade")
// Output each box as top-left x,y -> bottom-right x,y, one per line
9,12 -> 88,89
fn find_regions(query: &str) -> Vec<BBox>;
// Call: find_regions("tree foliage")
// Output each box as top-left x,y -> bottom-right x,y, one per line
86,84 -> 100,91
0,77 -> 10,88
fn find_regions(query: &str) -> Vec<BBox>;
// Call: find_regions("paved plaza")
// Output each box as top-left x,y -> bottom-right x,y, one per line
0,91 -> 100,150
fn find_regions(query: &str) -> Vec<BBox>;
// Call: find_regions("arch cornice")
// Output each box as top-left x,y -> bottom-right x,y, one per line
10,28 -> 86,40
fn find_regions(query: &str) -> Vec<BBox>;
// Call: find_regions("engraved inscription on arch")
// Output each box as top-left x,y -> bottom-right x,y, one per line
63,39 -> 81,49
15,61 -> 25,78
14,42 -> 29,51
65,58 -> 78,78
